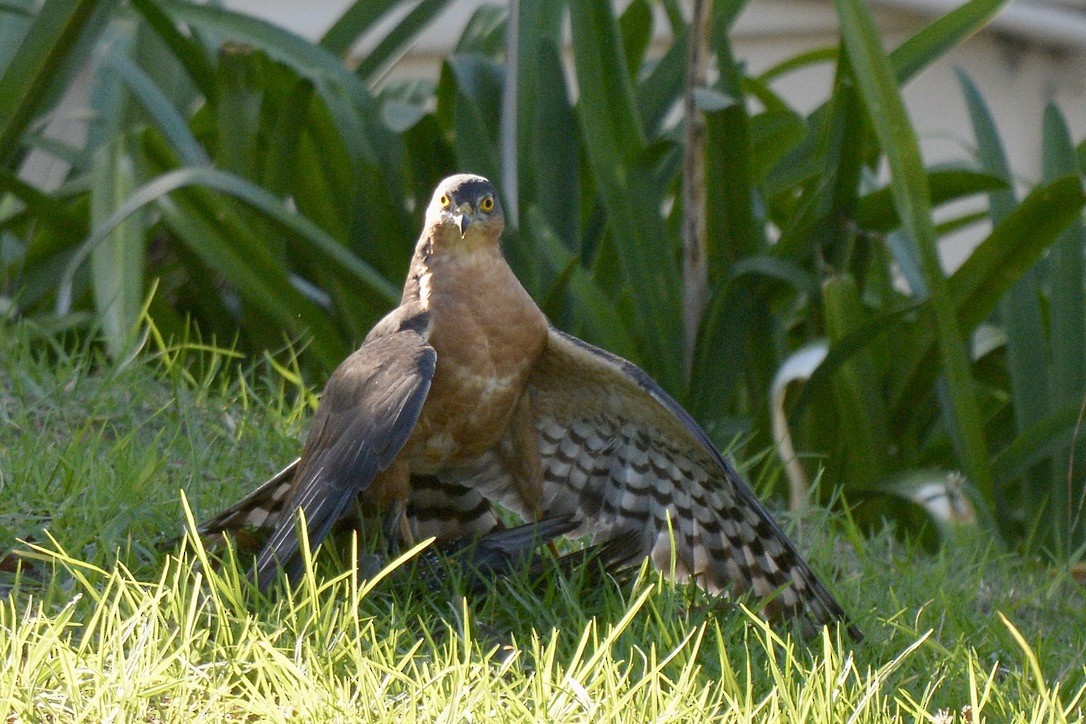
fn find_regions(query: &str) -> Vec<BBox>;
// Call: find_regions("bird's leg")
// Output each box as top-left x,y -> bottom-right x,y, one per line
501,394 -> 559,557
381,500 -> 415,554
375,459 -> 414,554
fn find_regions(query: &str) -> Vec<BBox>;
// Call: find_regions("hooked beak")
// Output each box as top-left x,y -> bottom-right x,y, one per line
454,213 -> 472,237
453,203 -> 474,237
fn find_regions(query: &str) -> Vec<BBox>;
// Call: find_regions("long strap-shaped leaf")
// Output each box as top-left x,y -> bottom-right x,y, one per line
56,166 -> 400,316
568,0 -> 682,392
0,0 -> 104,169
835,0 -> 996,499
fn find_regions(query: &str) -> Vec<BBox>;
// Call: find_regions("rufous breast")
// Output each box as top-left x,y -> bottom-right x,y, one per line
408,246 -> 548,471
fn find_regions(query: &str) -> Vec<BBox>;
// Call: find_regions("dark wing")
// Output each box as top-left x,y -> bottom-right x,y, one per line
253,313 -> 436,590
523,329 -> 859,639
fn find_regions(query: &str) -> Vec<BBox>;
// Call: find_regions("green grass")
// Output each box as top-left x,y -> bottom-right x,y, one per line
1,322 -> 1084,722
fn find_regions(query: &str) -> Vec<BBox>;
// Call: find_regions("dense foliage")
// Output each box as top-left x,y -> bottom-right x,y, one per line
1,0 -> 1084,557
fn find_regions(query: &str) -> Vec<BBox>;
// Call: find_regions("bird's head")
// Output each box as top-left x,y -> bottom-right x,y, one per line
424,174 -> 504,245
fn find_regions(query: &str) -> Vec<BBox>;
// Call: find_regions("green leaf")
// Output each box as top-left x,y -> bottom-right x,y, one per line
618,0 -> 652,80
444,56 -> 503,186
454,5 -> 506,56
854,168 -> 1007,233
155,190 -> 344,367
747,110 -> 805,186
890,177 -> 1086,419
532,208 -> 639,362
380,100 -> 427,134
157,0 -> 385,180
1042,105 -> 1086,406
690,257 -> 813,421
791,299 -> 923,424
637,27 -> 685,136
771,68 -> 866,266
261,77 -> 314,196
104,51 -> 208,166
569,0 -> 646,165
129,0 -> 217,103
0,170 -> 78,228
934,209 -> 988,237
320,0 -> 402,57
767,0 -> 1006,217
951,177 -> 1085,334
957,68 -> 1049,460
993,402 -> 1086,487
705,28 -> 762,269
889,0 -> 1008,84
214,44 -> 263,178
821,273 -> 888,489
1041,103 -> 1086,551
56,166 -> 399,317
569,0 -> 682,390
0,0 -> 106,168
353,0 -> 455,83
837,0 -> 995,498
756,46 -> 837,84
90,134 -> 144,359
532,38 -> 581,251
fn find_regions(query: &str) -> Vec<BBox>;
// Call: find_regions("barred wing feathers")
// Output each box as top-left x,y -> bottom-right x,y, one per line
527,329 -> 859,639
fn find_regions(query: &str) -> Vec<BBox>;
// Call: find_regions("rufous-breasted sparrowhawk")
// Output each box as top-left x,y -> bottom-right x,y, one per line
199,174 -> 860,640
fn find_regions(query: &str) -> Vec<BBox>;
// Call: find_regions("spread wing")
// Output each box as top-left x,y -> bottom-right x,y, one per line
523,329 -> 859,638
252,311 -> 436,590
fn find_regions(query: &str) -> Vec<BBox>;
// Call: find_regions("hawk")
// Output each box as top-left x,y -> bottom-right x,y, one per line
200,174 -> 860,640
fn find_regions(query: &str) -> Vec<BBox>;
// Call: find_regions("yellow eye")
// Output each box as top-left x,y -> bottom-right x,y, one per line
439,194 -> 451,208
479,195 -> 494,213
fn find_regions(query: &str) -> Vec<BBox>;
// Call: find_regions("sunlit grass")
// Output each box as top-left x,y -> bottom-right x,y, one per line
1,323 -> 1084,722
